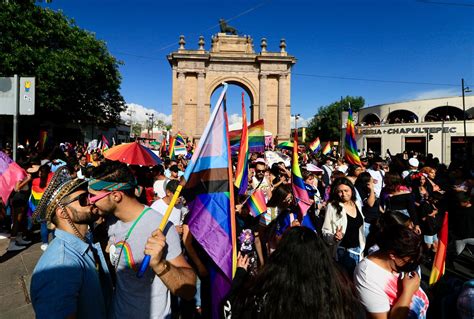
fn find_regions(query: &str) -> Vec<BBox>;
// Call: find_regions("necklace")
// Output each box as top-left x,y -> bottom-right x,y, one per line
112,207 -> 151,271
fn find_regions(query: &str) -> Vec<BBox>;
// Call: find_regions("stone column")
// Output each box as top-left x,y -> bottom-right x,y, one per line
278,73 -> 287,139
196,72 -> 205,136
177,72 -> 185,131
259,74 -> 267,120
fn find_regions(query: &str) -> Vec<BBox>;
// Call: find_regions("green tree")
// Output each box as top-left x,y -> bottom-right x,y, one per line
0,1 -> 125,125
306,96 -> 365,142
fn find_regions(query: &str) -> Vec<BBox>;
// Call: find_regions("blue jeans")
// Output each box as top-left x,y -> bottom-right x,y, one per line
337,246 -> 361,275
40,222 -> 54,244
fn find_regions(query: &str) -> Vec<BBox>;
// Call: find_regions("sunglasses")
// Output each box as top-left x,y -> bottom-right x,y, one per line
88,191 -> 112,205
62,192 -> 89,207
256,169 -> 266,173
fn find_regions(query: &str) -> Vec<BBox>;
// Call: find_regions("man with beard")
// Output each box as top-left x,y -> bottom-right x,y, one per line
88,161 -> 196,319
30,167 -> 112,319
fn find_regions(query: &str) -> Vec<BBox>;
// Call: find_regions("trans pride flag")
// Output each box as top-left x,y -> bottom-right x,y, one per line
292,130 -> 311,218
182,84 -> 236,318
309,137 -> 321,153
0,151 -> 27,204
344,108 -> 362,166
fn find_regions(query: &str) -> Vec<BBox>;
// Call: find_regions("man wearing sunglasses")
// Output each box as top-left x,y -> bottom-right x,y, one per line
88,161 -> 196,319
30,167 -> 112,319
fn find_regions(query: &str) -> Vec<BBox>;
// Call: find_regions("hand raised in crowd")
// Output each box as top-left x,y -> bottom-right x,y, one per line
144,228 -> 167,270
237,252 -> 250,271
334,225 -> 344,241
401,271 -> 421,297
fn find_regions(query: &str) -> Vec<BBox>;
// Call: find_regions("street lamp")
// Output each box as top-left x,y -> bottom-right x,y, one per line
145,112 -> 155,139
126,107 -> 135,140
292,113 -> 301,130
462,78 -> 472,143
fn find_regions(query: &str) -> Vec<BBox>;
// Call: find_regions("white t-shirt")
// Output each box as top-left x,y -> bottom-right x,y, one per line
107,207 -> 182,319
354,258 -> 429,319
150,198 -> 182,226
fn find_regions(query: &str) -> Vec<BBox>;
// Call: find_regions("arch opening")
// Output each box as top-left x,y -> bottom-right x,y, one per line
360,113 -> 381,126
424,105 -> 466,122
210,81 -> 255,125
387,110 -> 418,124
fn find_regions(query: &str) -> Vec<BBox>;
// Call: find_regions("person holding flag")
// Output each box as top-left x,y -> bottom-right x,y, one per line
88,161 -> 196,319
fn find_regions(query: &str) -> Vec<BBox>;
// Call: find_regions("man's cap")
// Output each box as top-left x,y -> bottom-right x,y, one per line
33,166 -> 87,222
408,158 -> 419,168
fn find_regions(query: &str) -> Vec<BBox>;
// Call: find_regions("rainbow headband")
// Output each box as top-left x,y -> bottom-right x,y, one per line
88,179 -> 137,191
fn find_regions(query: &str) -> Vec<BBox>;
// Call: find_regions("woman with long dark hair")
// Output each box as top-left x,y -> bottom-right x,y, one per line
322,177 -> 365,275
354,225 -> 429,319
227,227 -> 363,319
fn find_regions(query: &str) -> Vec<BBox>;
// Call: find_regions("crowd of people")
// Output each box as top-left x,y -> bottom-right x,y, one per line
0,141 -> 472,319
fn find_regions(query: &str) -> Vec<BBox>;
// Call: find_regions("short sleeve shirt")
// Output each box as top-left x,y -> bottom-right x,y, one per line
107,207 -> 182,319
354,258 -> 429,318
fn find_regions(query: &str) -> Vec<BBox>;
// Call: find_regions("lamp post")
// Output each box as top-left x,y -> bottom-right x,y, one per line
462,78 -> 472,144
126,107 -> 135,140
292,113 -> 300,141
145,112 -> 155,140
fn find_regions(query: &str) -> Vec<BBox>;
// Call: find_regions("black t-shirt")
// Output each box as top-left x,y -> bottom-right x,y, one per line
340,208 -> 363,249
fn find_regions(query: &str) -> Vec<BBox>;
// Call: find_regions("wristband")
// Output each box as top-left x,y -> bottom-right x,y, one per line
156,260 -> 171,277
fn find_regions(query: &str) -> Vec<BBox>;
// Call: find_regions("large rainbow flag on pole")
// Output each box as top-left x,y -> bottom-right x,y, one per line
429,212 -> 448,286
292,129 -> 311,218
344,108 -> 362,166
182,84 -> 236,319
309,137 -> 321,153
229,119 -> 265,153
234,93 -> 249,195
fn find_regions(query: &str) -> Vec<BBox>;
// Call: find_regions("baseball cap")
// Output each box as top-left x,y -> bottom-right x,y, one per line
408,158 -> 419,168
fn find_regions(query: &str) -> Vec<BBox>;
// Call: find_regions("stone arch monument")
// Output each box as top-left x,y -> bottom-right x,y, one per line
167,33 -> 296,141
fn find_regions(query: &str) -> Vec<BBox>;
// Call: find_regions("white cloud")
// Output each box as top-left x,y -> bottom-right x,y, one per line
409,88 -> 459,101
290,115 -> 312,129
121,103 -> 172,125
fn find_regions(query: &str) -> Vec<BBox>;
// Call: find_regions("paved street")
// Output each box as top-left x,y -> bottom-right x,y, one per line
0,237 -> 40,319
0,235 -> 472,319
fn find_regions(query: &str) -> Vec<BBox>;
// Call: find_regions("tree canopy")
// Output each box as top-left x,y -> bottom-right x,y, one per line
0,1 -> 125,125
306,96 -> 365,142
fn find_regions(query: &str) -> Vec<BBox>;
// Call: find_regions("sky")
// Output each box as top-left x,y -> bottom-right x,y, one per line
40,0 -> 473,129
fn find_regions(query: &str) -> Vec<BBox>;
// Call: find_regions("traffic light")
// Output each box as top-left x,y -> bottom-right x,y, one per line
429,134 -> 434,141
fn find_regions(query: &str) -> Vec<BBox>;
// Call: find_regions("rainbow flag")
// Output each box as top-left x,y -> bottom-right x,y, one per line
28,173 -> 53,212
0,151 -> 27,204
344,108 -> 362,166
292,130 -> 311,218
100,135 -> 110,152
182,84 -> 236,319
247,190 -> 267,217
322,142 -> 331,155
39,130 -> 48,151
229,119 -> 265,154
430,212 -> 448,286
234,93 -> 249,195
309,137 -> 321,153
168,136 -> 175,159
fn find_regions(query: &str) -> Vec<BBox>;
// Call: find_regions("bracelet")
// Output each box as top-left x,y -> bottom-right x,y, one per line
156,260 -> 171,277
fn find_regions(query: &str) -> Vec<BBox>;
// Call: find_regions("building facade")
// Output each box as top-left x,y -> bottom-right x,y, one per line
356,95 -> 474,164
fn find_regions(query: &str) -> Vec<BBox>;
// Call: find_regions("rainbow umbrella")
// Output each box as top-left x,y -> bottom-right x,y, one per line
104,142 -> 162,166
276,141 -> 294,150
